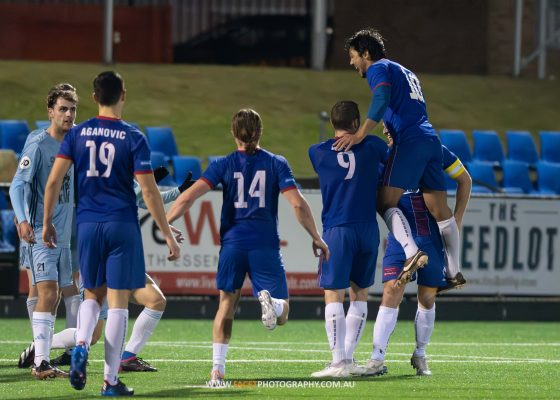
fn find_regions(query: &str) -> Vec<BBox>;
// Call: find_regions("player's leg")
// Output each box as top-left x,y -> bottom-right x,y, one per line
411,285 -> 437,376
345,284 -> 368,375
122,274 -> 166,371
18,250 -> 37,369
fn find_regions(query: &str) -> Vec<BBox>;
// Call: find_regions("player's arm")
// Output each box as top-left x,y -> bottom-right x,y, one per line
452,167 -> 472,229
136,172 -> 180,261
9,176 -> 35,244
281,188 -> 330,261
42,157 -> 73,247
166,180 -> 211,224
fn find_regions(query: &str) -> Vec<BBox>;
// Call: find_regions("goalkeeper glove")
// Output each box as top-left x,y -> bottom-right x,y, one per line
153,166 -> 170,184
178,171 -> 196,193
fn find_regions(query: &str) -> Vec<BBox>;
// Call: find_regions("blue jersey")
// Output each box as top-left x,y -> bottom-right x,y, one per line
367,59 -> 437,144
396,145 -> 465,237
58,116 -> 152,224
201,149 -> 297,250
309,135 -> 387,230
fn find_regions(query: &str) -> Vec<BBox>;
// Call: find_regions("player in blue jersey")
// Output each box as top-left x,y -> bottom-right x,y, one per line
9,84 -> 79,380
334,28 -> 465,289
166,108 -> 329,387
363,125 -> 471,377
308,101 -> 388,378
42,71 -> 181,396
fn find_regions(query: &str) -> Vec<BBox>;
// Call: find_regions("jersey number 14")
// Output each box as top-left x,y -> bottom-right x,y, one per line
234,170 -> 266,208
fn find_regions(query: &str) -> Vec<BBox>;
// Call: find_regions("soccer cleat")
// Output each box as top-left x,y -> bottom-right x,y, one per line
69,343 -> 88,390
101,379 -> 134,396
346,359 -> 368,375
361,359 -> 388,377
437,272 -> 467,295
207,369 -> 225,388
411,355 -> 432,376
395,250 -> 428,287
33,360 -> 69,380
311,361 -> 350,378
18,342 -> 35,369
257,290 -> 277,330
51,351 -> 72,367
120,356 -> 157,372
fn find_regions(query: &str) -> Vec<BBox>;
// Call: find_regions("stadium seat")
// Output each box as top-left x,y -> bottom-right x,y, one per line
539,131 -> 560,163
0,120 -> 30,155
172,155 -> 202,182
502,160 -> 536,194
145,127 -> 179,162
536,161 -> 560,195
35,120 -> 50,130
505,131 -> 538,166
1,209 -> 17,250
151,151 -> 176,186
467,161 -> 501,193
439,130 -> 472,163
472,130 -> 504,166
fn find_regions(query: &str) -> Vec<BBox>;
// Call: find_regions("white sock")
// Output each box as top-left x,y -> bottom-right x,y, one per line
271,298 -> 285,317
413,304 -> 436,358
64,295 -> 81,329
104,308 -> 128,386
345,301 -> 367,360
52,328 -> 77,349
325,302 -> 346,365
437,217 -> 461,278
384,208 -> 419,259
32,312 -> 54,366
212,343 -> 228,375
76,299 -> 100,347
124,308 -> 163,356
26,297 -> 37,330
371,306 -> 399,361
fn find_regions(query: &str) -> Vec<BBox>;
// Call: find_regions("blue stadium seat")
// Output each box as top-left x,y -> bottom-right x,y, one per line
439,130 -> 472,163
1,209 -> 17,249
536,161 -> 560,195
151,151 -> 176,186
35,120 -> 50,130
0,120 -> 30,155
506,131 -> 538,166
0,191 -> 7,210
172,155 -> 202,182
502,160 -> 536,194
145,127 -> 179,162
472,130 -> 504,166
467,161 -> 500,193
539,131 -> 560,163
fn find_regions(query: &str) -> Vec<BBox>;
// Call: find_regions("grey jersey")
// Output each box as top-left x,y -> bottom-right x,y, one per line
133,181 -> 180,209
13,131 -> 74,247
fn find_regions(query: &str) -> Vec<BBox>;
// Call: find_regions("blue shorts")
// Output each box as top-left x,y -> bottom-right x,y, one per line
319,223 -> 379,290
30,243 -> 73,288
382,233 -> 447,288
382,136 -> 446,191
217,246 -> 288,299
78,221 -> 146,290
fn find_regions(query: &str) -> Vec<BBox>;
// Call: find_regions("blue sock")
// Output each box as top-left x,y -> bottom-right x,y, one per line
121,351 -> 136,360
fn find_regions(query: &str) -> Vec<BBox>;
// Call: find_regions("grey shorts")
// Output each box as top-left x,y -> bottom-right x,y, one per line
30,243 -> 73,288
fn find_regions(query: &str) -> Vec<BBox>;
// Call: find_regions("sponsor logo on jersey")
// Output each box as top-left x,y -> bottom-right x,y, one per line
19,156 -> 32,169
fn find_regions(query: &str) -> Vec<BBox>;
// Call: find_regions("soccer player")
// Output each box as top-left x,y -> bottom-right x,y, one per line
9,84 -> 78,379
364,125 -> 471,376
166,108 -> 329,387
42,71 -> 180,396
308,101 -> 387,378
334,28 -> 465,289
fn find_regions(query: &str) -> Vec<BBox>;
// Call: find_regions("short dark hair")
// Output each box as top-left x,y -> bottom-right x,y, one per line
47,83 -> 78,109
231,109 -> 263,155
345,28 -> 386,61
93,71 -> 124,106
330,101 -> 360,133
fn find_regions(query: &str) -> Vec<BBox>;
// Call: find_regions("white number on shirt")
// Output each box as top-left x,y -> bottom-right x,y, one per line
86,140 -> 115,178
402,67 -> 425,103
233,170 -> 266,208
337,151 -> 355,180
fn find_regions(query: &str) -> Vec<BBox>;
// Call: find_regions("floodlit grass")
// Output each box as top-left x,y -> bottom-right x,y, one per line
1,319 -> 559,399
0,61 -> 558,176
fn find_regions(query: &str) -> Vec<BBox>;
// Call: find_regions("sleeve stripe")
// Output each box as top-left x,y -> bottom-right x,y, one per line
281,185 -> 297,193
56,154 -> 72,160
200,177 -> 214,189
371,82 -> 392,93
135,170 -> 153,175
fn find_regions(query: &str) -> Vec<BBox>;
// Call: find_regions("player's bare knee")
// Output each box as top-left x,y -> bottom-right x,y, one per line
381,281 -> 404,308
147,294 -> 167,311
417,287 -> 436,309
277,301 -> 289,325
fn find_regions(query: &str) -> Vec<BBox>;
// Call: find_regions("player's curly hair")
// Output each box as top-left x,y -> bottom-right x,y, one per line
231,109 -> 262,155
330,101 -> 360,134
345,28 -> 386,61
47,83 -> 78,109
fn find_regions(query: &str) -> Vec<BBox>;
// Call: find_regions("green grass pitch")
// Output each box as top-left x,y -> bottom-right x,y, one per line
1,319 -> 559,399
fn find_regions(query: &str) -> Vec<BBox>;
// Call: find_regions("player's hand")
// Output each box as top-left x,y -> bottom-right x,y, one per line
166,235 -> 180,261
169,224 -> 185,244
312,238 -> 330,261
333,133 -> 362,152
19,221 -> 36,244
42,223 -> 57,248
178,171 -> 195,193
153,166 -> 170,184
